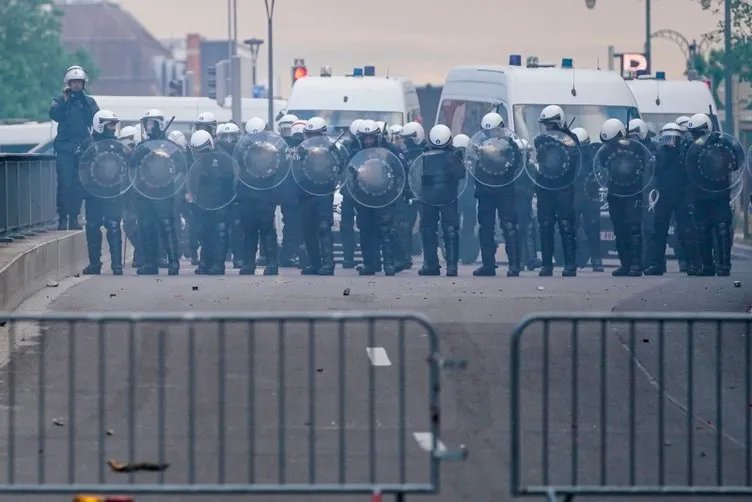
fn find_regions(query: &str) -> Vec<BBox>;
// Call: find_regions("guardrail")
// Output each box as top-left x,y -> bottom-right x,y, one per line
510,312 -> 752,502
0,154 -> 58,242
0,311 -> 468,499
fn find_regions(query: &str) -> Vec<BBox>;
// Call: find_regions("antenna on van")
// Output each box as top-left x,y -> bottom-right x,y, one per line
655,80 -> 662,106
567,117 -> 576,130
596,57 -> 601,70
386,67 -> 390,78
571,66 -> 578,97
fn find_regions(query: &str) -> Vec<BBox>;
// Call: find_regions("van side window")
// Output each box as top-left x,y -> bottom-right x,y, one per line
437,100 -> 508,136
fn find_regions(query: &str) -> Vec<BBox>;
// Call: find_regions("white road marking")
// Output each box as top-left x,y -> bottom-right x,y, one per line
366,347 -> 391,366
412,432 -> 447,453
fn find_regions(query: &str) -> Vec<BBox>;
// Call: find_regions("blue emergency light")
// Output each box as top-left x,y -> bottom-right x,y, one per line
655,71 -> 666,80
561,58 -> 574,68
363,65 -> 375,76
352,68 -> 363,77
509,54 -> 522,66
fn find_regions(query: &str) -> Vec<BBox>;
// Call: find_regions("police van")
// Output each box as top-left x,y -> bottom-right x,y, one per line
285,67 -> 422,133
626,72 -> 719,133
436,56 -> 642,258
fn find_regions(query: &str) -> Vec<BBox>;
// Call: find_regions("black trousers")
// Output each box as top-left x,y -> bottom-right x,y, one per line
694,197 -> 732,274
239,197 -> 278,268
608,194 -> 642,270
574,194 -> 602,264
340,193 -> 357,264
194,206 -> 231,270
649,194 -> 695,269
56,152 -> 83,220
394,196 -> 418,265
84,197 -> 123,268
420,201 -> 459,267
280,200 -> 303,262
459,190 -> 478,264
300,193 -> 334,270
537,187 -> 576,268
136,197 -> 180,268
357,203 -> 397,271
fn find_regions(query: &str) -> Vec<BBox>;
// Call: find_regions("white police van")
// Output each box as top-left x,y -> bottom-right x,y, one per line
625,72 -> 720,133
286,66 -> 422,133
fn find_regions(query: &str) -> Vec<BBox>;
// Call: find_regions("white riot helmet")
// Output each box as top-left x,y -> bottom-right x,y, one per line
452,133 -> 471,149
217,122 -> 242,145
140,109 -> 165,138
660,122 -> 683,147
675,115 -> 691,131
600,118 -> 627,142
194,112 -> 218,136
400,121 -> 425,145
628,118 -> 649,140
349,119 -> 364,136
245,117 -> 267,135
687,113 -> 712,135
481,112 -> 504,130
167,130 -> 187,149
63,65 -> 88,87
571,127 -> 590,145
305,116 -> 328,134
428,124 -> 452,148
290,120 -> 307,137
189,130 -> 214,152
92,110 -> 119,135
387,124 -> 403,141
118,126 -> 140,148
375,121 -> 386,134
538,105 -> 565,129
277,114 -> 298,137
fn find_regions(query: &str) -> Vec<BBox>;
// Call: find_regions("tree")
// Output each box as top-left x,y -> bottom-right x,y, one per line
698,0 -> 752,82
0,0 -> 99,121
689,49 -> 726,106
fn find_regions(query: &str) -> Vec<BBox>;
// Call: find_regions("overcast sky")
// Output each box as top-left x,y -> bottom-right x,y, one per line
115,0 -> 719,88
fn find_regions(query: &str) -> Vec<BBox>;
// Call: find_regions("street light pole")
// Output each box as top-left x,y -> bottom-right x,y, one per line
264,0 -> 276,128
244,38 -> 264,87
644,0 -> 652,73
723,0 -> 734,135
230,0 -> 242,124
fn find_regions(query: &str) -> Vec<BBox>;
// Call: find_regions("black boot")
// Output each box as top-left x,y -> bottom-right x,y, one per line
137,219 -> 159,275
612,228 -> 630,276
559,220 -> 577,277
208,220 -> 229,275
83,222 -> 103,275
57,212 -> 68,230
418,227 -> 441,276
263,228 -> 280,276
538,221 -> 554,277
473,246 -> 497,276
502,222 -> 521,277
525,220 -> 541,270
68,214 -> 82,231
381,233 -> 397,276
714,222 -> 731,276
161,218 -> 181,276
628,227 -> 643,277
105,219 -> 123,275
444,227 -> 459,277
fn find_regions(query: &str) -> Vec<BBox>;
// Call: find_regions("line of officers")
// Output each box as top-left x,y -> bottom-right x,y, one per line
76,102 -> 744,278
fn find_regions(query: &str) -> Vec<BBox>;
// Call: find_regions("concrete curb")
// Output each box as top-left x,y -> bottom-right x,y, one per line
0,230 -> 108,312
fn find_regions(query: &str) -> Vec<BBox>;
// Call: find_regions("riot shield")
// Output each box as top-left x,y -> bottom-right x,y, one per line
185,151 -> 237,211
233,131 -> 290,190
78,139 -> 133,199
582,170 -> 606,204
527,130 -> 582,190
291,135 -> 345,196
593,138 -> 656,198
344,147 -> 405,208
465,128 -> 525,188
685,133 -> 744,202
408,150 -> 469,206
129,139 -> 188,200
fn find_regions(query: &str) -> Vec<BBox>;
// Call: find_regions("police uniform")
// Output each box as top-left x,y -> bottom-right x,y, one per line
573,142 -> 604,271
338,132 -> 360,269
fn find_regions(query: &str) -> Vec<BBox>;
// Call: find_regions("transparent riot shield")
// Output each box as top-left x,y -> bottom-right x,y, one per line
233,131 -> 290,191
185,151 -> 237,211
582,170 -> 607,204
527,130 -> 582,191
344,147 -> 405,208
129,139 -> 188,200
465,128 -> 526,188
684,133 -> 744,203
78,139 -> 133,199
408,150 -> 469,207
593,138 -> 656,198
291,135 -> 345,196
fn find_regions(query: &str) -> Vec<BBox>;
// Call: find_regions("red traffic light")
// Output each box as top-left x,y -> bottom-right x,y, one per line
293,66 -> 308,82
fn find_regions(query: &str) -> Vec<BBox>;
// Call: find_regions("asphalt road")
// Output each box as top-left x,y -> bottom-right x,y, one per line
1,257 -> 752,502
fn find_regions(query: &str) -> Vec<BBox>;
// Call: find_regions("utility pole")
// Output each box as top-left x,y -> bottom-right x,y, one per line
230,0 -> 242,124
265,0 -> 276,128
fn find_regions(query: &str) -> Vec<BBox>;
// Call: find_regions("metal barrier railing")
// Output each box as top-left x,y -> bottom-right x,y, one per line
0,154 -> 58,241
510,312 -> 752,502
0,311 -> 468,498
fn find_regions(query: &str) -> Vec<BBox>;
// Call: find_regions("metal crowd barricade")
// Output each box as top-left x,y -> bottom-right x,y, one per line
0,311 -> 467,499
510,312 -> 752,502
0,153 -> 58,242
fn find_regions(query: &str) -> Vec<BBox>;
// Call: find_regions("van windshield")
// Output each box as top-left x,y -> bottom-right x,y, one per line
640,112 -> 721,134
289,110 -> 403,129
513,104 -> 640,142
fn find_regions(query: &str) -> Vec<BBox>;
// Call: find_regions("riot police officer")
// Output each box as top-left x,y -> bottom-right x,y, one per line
598,118 -> 647,277
571,127 -> 604,271
78,110 -> 126,275
685,113 -> 739,276
131,109 -> 183,275
295,116 -> 342,275
629,118 -> 658,269
351,119 -> 406,276
395,121 -> 427,269
50,66 -> 100,230
415,124 -> 465,277
167,130 -> 196,266
533,105 -> 579,277
276,114 -> 306,268
194,111 -> 218,137
339,119 -> 363,269
215,122 -> 244,268
514,138 -> 540,271
644,122 -> 699,275
453,134 -> 480,265
119,126 -> 143,268
387,125 -> 403,146
471,112 -> 521,277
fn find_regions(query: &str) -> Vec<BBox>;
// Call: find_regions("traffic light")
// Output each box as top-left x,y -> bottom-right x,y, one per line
168,79 -> 183,97
207,65 -> 217,99
292,64 -> 308,84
